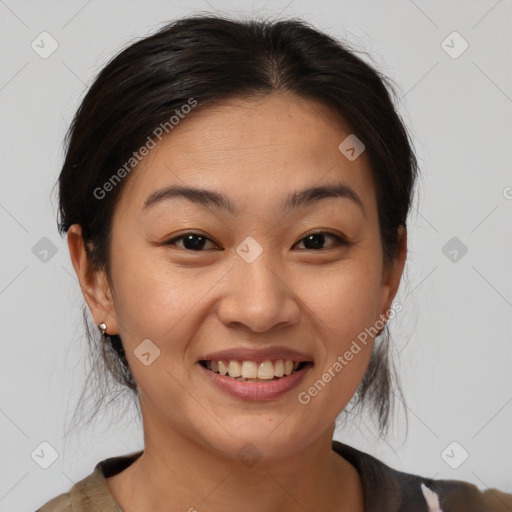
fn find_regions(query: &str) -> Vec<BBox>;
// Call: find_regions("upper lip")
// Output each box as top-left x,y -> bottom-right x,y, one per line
199,346 -> 313,364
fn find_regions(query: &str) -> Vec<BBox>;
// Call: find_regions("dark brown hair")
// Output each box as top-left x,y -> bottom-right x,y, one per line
57,13 -> 417,439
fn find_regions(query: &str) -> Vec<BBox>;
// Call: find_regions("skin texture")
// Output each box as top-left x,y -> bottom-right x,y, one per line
68,91 -> 406,511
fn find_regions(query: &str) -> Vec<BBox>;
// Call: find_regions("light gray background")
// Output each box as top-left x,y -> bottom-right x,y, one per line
1,1 -> 511,510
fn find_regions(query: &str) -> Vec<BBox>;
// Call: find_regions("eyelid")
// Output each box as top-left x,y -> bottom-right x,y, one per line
162,229 -> 349,252
301,228 -> 348,240
163,232 -> 221,250
294,230 -> 349,249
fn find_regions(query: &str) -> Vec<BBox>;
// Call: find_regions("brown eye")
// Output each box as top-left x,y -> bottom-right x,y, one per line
164,233 -> 220,251
295,231 -> 348,250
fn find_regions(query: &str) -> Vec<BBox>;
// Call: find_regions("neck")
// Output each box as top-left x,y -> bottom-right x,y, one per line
107,413 -> 364,512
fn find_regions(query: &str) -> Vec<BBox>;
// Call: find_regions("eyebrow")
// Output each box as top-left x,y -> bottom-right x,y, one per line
142,183 -> 365,217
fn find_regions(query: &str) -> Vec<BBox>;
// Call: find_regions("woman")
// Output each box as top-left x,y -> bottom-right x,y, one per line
36,14 -> 512,512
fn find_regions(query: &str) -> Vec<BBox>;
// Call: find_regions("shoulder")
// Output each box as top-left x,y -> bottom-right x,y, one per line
34,469 -> 101,512
332,440 -> 512,512
421,476 -> 512,512
34,468 -> 118,512
35,492 -> 71,512
34,450 -> 143,512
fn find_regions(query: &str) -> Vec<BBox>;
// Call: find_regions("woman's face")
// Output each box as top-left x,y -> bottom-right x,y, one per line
77,92 -> 405,460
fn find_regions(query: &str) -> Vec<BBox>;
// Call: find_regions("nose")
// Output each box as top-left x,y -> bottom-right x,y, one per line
216,250 -> 300,334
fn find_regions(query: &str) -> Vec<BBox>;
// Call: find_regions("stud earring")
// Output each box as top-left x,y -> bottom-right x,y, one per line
98,322 -> 107,336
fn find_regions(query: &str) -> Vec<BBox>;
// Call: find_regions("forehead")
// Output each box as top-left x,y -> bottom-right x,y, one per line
114,92 -> 376,219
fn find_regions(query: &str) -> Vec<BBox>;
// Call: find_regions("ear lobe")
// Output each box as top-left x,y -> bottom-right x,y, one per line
67,224 -> 119,333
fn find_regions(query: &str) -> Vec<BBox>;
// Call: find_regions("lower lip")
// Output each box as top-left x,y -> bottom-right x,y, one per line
199,363 -> 311,401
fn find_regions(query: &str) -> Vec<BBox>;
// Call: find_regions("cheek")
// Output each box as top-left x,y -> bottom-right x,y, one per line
291,254 -> 382,399
108,253 -> 214,403
111,236 -> 384,351
297,256 -> 383,342
109,248 -> 226,346
292,263 -> 382,417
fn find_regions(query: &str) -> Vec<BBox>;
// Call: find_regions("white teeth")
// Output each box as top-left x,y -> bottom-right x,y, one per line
274,360 -> 284,377
241,361 -> 258,379
218,361 -> 228,375
206,359 -> 306,380
257,361 -> 275,380
227,360 -> 241,378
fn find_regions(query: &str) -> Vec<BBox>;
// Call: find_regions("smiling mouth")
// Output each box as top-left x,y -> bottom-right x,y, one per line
199,359 -> 312,382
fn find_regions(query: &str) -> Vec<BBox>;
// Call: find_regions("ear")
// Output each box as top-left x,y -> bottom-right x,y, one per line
67,224 -> 119,335
378,226 -> 407,321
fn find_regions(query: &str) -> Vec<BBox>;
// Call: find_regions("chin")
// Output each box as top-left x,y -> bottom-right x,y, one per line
196,417 -> 312,463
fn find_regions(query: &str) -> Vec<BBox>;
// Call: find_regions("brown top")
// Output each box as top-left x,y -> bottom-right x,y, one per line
35,440 -> 512,512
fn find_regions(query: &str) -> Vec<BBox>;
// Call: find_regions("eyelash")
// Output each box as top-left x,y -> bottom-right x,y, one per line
162,231 -> 349,252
